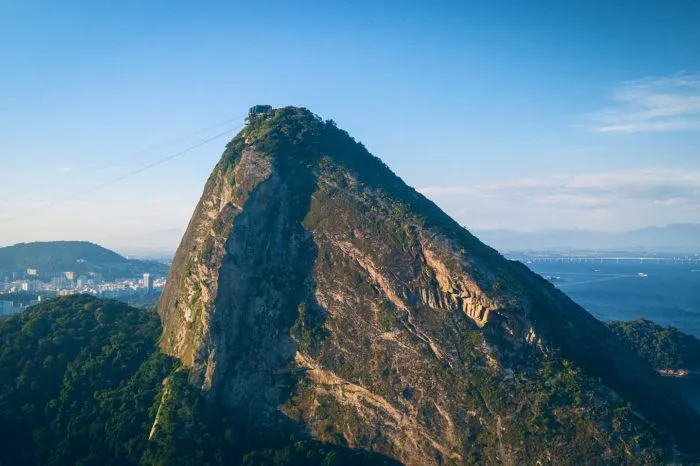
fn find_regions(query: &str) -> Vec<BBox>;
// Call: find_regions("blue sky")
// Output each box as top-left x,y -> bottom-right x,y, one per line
1,1 -> 699,249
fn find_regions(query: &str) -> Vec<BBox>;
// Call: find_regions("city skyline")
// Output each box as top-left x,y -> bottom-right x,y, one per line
1,1 -> 699,246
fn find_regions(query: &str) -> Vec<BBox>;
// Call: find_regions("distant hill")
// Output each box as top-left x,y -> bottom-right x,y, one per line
0,241 -> 169,279
608,319 -> 700,371
473,223 -> 700,252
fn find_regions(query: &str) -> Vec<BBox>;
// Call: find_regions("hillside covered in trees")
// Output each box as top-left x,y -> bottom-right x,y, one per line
0,296 -> 396,465
608,319 -> 700,370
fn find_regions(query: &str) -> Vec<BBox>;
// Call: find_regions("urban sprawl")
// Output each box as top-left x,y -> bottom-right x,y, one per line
0,268 -> 164,316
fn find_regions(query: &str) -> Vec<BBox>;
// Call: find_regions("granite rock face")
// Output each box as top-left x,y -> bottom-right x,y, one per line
157,107 -> 700,465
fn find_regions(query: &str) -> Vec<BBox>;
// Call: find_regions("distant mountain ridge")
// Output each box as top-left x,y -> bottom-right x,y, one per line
0,241 -> 168,279
473,223 -> 700,252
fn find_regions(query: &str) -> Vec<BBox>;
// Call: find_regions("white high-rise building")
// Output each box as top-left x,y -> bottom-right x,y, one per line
143,273 -> 153,293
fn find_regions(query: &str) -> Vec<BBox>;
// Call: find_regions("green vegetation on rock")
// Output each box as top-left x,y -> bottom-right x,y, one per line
155,107 -> 700,464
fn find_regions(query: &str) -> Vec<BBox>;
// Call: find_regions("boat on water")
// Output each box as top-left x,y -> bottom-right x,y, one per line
544,275 -> 563,282
657,368 -> 689,377
638,272 -> 648,277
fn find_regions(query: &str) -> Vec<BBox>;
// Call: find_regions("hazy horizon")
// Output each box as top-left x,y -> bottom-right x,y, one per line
2,222 -> 699,255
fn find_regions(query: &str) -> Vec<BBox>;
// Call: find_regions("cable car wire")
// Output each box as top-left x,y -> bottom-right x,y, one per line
2,124 -> 243,221
44,114 -> 245,186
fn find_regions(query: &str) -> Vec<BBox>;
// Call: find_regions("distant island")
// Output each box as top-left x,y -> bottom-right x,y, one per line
608,319 -> 700,373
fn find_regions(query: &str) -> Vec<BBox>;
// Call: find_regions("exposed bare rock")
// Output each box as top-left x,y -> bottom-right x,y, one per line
157,107 -> 700,464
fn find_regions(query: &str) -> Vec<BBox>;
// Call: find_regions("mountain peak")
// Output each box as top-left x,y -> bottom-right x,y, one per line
157,107 -> 700,464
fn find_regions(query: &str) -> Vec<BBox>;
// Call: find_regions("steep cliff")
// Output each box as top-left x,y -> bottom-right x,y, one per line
157,107 -> 700,464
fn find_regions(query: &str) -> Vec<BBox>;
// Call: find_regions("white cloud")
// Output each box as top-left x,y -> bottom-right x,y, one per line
584,73 -> 700,133
419,168 -> 700,230
421,168 -> 700,205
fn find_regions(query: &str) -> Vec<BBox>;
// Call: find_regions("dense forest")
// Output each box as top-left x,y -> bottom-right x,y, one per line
0,296 -> 397,465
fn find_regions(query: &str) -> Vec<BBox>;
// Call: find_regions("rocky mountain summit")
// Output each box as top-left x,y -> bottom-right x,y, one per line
157,106 -> 700,464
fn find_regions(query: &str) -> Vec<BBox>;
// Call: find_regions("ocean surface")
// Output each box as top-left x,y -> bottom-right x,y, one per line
517,258 -> 700,412
522,260 -> 700,338
522,258 -> 700,412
